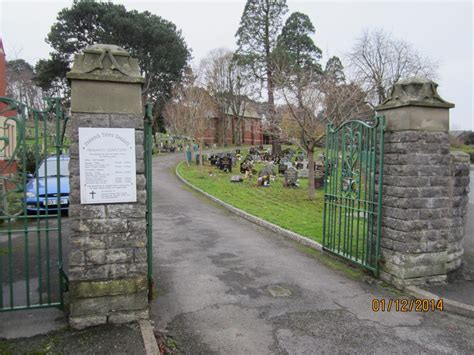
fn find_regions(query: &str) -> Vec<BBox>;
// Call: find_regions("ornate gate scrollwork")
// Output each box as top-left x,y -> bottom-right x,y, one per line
322,116 -> 385,274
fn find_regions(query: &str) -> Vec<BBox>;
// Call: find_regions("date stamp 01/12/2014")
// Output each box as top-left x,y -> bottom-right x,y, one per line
372,298 -> 444,312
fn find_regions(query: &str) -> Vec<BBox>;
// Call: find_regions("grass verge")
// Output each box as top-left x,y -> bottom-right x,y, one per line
177,159 -> 325,243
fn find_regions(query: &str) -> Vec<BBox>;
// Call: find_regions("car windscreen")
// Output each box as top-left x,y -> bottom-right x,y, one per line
37,159 -> 69,177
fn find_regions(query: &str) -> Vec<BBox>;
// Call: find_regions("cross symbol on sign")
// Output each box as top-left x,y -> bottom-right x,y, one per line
89,191 -> 96,199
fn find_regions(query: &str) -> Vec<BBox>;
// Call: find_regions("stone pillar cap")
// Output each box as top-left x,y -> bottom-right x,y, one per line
376,77 -> 454,111
66,44 -> 144,84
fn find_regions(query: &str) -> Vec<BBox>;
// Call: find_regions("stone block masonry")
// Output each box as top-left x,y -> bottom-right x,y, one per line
66,44 -> 149,329
376,77 -> 469,288
447,151 -> 470,271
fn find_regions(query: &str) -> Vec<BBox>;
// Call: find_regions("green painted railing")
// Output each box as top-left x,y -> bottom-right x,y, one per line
322,116 -> 385,275
0,96 -> 68,311
144,103 -> 154,300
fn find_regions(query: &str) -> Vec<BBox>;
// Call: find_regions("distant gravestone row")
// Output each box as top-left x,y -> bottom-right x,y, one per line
202,146 -> 327,189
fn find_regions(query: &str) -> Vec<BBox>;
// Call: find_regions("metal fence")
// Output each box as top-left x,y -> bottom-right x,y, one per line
0,96 -> 68,311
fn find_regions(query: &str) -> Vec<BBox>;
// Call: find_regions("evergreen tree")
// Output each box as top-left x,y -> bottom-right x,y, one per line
324,56 -> 345,84
276,12 -> 322,74
235,0 -> 288,155
274,11 -> 323,200
35,1 -> 190,132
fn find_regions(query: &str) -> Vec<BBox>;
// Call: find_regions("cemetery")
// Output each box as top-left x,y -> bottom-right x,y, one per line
177,145 -> 334,241
0,0 -> 473,353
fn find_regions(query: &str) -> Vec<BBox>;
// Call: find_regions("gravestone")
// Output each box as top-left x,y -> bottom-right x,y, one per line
240,159 -> 253,175
278,163 -> 287,175
230,175 -> 243,183
299,168 -> 309,178
219,156 -> 232,173
262,163 -> 276,175
314,169 -> 325,188
228,153 -> 237,167
284,167 -> 298,187
209,154 -> 218,166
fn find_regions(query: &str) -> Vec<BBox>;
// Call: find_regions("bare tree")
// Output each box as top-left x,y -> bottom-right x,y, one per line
163,70 -> 215,174
201,49 -> 233,146
200,49 -> 253,146
347,28 -> 438,105
6,59 -> 44,109
227,59 -> 254,146
277,66 -> 371,200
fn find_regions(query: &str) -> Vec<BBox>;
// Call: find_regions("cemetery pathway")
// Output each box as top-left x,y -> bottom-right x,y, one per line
150,153 -> 474,354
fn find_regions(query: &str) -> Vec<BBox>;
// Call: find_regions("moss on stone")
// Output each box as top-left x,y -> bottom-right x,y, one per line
70,276 -> 147,298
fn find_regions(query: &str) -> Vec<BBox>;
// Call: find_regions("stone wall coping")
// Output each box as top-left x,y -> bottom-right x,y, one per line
450,150 -> 470,162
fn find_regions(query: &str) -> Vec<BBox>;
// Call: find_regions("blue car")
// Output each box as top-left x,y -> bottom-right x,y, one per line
25,155 -> 70,214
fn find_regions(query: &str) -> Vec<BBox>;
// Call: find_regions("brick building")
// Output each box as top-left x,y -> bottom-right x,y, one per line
201,102 -> 267,146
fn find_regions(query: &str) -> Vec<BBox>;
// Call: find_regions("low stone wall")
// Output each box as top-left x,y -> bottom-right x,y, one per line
447,151 -> 470,271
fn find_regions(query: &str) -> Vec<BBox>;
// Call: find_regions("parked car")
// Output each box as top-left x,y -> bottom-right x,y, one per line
24,155 -> 70,214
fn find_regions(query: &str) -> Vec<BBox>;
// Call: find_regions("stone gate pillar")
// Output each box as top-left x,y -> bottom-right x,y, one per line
66,44 -> 148,329
376,77 -> 469,288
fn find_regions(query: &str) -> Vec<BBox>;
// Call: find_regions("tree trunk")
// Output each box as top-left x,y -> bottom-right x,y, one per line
222,116 -> 228,147
267,74 -> 281,155
235,117 -> 242,146
307,144 -> 315,200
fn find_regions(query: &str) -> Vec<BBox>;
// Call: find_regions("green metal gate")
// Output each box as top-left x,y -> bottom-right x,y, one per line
0,96 -> 68,311
322,116 -> 385,275
144,103 -> 154,300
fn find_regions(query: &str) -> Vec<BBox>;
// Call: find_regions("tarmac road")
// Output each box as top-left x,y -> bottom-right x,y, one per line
150,153 -> 474,354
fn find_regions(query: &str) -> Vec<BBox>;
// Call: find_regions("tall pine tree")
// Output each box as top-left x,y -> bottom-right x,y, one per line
324,56 -> 345,84
274,12 -> 323,200
235,0 -> 288,155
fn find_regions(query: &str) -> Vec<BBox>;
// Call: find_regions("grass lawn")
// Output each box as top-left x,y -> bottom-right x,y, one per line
177,149 -> 327,243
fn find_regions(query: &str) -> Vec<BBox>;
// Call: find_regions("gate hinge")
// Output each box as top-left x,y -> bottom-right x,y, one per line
57,261 -> 69,292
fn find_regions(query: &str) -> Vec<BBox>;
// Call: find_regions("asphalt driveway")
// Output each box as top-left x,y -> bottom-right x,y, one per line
150,153 -> 474,354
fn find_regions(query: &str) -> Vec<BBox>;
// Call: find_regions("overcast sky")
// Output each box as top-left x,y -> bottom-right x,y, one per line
1,0 -> 472,130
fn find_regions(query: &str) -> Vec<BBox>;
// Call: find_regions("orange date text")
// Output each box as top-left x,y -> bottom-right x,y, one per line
371,298 -> 443,312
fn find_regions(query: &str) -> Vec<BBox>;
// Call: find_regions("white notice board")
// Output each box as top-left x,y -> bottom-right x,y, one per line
79,127 -> 136,204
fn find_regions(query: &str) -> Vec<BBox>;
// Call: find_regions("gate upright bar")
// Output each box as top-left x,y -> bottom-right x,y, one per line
144,102 -> 153,300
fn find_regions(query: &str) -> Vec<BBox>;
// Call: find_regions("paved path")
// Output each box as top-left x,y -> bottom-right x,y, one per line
150,154 -> 474,354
